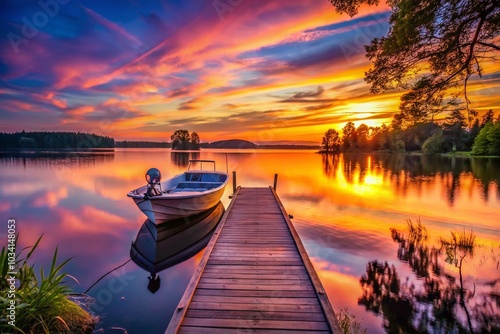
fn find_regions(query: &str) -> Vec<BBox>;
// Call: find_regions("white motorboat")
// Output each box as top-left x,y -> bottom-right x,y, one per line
127,160 -> 228,224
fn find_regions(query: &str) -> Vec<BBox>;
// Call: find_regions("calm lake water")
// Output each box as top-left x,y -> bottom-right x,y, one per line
1,149 -> 499,333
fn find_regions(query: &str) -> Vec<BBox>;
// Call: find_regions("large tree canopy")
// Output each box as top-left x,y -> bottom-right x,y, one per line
330,0 -> 500,126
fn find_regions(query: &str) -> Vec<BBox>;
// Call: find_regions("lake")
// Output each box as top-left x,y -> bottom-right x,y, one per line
1,149 -> 499,333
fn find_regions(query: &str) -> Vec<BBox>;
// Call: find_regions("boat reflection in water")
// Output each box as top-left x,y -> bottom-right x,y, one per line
130,201 -> 225,293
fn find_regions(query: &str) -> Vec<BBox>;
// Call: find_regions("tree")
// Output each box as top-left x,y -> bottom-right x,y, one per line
356,123 -> 369,151
368,126 -> 381,150
481,109 -> 495,127
190,132 -> 201,150
468,118 -> 481,149
472,122 -> 493,155
334,0 -> 500,128
442,109 -> 468,151
342,122 -> 357,151
487,122 -> 500,155
422,130 -> 444,155
328,0 -> 379,16
321,129 -> 341,153
170,129 -> 201,150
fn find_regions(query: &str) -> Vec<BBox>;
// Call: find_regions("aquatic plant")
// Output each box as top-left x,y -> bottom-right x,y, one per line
0,235 -> 95,333
335,307 -> 367,334
368,221 -> 499,333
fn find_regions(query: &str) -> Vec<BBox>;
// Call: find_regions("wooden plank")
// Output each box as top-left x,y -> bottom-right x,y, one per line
219,231 -> 291,235
206,260 -> 304,266
194,289 -> 315,298
198,278 -> 312,285
180,318 -> 329,331
214,240 -> 295,245
201,272 -> 310,279
204,265 -> 305,271
185,309 -> 326,321
210,252 -> 300,258
179,328 -> 330,334
193,289 -> 318,305
208,254 -> 301,260
196,283 -> 313,291
211,247 -> 296,252
202,269 -> 308,276
188,300 -> 321,312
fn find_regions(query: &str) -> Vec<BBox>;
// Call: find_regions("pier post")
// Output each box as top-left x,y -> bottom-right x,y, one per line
232,171 -> 237,194
273,173 -> 278,190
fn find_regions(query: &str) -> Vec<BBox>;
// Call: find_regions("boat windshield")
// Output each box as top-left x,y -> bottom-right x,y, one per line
187,160 -> 216,171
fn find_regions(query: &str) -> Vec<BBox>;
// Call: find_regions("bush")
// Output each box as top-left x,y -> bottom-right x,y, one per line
422,130 -> 444,154
472,122 -> 493,155
487,122 -> 500,155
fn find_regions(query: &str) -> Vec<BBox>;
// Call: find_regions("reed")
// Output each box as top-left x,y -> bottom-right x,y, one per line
405,218 -> 428,243
0,235 -> 95,333
440,228 -> 477,256
335,307 -> 367,334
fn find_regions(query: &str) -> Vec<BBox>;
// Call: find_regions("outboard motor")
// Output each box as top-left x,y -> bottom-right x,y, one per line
145,168 -> 162,197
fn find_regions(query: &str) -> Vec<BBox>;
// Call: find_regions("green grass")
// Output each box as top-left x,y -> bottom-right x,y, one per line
0,235 -> 95,333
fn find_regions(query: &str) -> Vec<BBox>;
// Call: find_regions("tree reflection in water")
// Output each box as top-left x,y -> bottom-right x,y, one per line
170,151 -> 200,167
358,220 -> 500,333
321,153 -> 500,206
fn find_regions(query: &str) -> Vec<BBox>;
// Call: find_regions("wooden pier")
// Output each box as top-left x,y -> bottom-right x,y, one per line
166,187 -> 340,333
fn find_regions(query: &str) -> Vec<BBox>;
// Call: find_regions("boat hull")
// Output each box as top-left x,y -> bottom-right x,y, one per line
131,182 -> 226,224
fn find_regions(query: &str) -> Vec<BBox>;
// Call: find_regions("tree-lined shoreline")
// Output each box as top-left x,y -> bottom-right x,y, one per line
320,109 -> 500,156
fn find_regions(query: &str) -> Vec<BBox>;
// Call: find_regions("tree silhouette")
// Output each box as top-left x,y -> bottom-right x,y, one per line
342,122 -> 357,151
170,129 -> 201,150
190,132 -> 201,150
321,129 -> 341,153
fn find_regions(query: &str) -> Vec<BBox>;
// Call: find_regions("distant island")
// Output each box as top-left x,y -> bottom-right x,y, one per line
202,139 -> 257,149
202,139 -> 320,149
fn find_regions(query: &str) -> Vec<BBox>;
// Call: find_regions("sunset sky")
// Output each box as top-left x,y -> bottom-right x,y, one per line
1,0 -> 499,144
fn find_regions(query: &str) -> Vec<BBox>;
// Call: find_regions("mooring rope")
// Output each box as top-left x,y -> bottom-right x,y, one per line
82,253 -> 137,294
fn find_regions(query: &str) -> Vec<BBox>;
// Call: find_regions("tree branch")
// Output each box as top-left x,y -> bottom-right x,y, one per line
477,41 -> 500,51
441,13 -> 486,87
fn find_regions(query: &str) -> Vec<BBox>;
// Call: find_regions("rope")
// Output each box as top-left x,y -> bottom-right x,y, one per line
83,253 -> 137,294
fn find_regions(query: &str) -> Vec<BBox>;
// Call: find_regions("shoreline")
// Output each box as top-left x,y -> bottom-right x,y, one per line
317,150 -> 500,158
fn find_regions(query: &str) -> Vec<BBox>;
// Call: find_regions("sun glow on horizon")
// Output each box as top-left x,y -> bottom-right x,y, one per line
0,1 -> 498,142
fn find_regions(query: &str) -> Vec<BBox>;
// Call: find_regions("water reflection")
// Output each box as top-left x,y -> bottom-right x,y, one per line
1,149 -> 498,334
170,151 -> 200,167
358,221 -> 500,333
321,153 -> 500,205
130,202 -> 224,293
0,151 -> 114,169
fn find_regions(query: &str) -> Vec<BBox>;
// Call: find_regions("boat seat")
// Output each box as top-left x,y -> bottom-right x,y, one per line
176,182 -> 221,190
